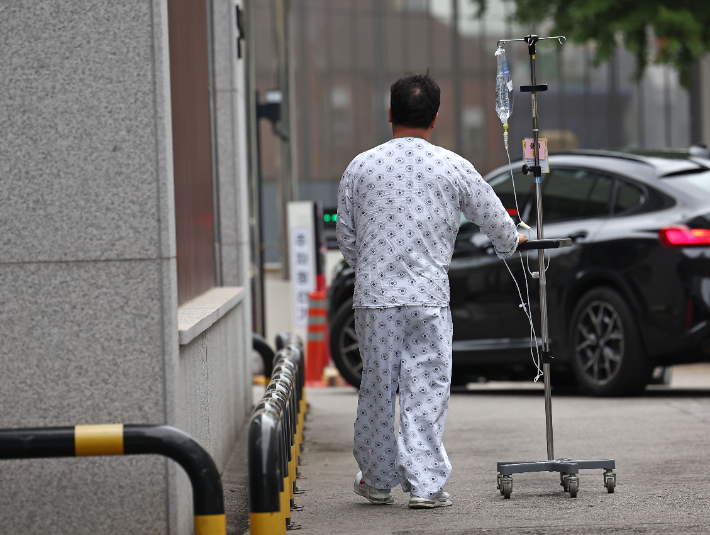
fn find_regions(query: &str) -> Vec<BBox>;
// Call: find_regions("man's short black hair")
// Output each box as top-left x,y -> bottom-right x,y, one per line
390,73 -> 440,129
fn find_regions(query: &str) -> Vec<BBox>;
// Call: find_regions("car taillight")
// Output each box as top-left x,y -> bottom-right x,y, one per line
658,226 -> 710,248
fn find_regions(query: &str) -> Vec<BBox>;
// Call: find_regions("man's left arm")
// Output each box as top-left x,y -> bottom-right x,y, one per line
336,167 -> 358,269
457,161 -> 520,259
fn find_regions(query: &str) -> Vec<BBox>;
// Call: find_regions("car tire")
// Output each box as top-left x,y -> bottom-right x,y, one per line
329,298 -> 363,388
549,368 -> 579,393
568,287 -> 650,396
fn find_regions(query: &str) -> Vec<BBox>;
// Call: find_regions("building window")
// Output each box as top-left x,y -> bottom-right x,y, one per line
168,0 -> 216,305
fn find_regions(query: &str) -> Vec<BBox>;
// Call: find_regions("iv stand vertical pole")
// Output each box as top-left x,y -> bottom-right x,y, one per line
527,35 -> 554,461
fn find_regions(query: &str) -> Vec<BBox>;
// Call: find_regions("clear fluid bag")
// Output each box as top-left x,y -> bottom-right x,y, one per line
495,45 -> 514,127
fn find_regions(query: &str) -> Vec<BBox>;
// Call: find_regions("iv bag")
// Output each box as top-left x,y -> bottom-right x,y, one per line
495,46 -> 514,127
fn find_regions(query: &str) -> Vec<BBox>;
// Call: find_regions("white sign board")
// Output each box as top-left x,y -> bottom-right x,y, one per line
523,138 -> 550,177
288,202 -> 317,328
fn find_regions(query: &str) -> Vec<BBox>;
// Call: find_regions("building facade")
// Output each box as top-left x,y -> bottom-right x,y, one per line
256,0 -> 698,266
0,1 -> 252,533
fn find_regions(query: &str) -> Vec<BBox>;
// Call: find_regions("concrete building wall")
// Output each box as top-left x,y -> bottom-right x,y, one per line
172,294 -> 250,534
0,0 -> 252,533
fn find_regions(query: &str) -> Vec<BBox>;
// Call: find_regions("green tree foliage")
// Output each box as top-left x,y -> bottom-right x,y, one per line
473,0 -> 709,88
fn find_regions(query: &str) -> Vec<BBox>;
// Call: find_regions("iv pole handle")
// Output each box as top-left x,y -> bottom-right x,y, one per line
517,238 -> 572,251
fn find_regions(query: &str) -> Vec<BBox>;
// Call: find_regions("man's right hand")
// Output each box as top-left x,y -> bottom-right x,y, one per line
516,233 -> 528,252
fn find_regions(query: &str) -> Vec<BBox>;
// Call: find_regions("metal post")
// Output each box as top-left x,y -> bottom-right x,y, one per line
528,39 -> 555,462
664,65 -> 672,148
373,0 -> 388,144
272,0 -> 294,279
452,0 -> 463,155
298,0 -> 312,181
609,47 -> 620,149
245,0 -> 265,336
638,77 -> 646,149
254,94 -> 267,336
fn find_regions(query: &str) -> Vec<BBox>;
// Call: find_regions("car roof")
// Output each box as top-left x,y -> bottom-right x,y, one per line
486,149 -> 710,185
549,150 -> 710,178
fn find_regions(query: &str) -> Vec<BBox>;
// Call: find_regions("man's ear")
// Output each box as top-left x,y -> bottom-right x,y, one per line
430,113 -> 439,130
389,108 -> 393,124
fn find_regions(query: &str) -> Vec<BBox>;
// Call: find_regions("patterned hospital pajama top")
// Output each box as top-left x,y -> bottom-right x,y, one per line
336,137 -> 519,309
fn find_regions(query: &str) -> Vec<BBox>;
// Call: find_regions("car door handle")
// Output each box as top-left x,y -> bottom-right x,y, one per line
568,231 -> 587,243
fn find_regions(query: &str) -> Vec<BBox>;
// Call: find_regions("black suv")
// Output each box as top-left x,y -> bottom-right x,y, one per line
327,150 -> 710,396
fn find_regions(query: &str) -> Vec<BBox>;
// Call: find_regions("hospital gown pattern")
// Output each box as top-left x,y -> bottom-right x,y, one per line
353,306 -> 453,497
336,137 -> 519,309
336,137 -> 519,498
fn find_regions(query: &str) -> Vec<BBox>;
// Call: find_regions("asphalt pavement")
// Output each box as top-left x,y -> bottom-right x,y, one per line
285,365 -> 710,534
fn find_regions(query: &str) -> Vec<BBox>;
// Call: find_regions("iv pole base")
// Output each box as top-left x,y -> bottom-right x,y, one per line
496,459 -> 616,499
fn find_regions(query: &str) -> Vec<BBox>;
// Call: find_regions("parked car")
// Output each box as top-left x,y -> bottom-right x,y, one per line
327,149 -> 710,396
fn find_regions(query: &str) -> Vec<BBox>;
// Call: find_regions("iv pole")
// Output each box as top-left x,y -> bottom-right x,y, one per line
494,35 -> 617,499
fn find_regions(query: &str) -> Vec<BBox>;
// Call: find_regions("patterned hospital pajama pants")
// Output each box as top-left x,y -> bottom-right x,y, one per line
353,305 -> 453,498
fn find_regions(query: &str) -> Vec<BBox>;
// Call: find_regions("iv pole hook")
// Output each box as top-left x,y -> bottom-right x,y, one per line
496,35 -> 566,48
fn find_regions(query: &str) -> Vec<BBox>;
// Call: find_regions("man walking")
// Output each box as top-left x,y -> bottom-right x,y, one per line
336,73 -> 526,509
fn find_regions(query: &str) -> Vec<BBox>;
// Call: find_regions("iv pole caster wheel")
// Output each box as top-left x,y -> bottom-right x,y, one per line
604,470 -> 616,493
566,475 -> 579,498
561,474 -> 570,492
500,476 -> 513,499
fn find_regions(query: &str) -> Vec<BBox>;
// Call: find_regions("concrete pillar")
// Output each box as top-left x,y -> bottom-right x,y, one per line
0,1 -> 252,533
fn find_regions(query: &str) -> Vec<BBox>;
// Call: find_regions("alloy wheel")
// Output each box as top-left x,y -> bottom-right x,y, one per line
573,300 -> 624,386
337,313 -> 363,381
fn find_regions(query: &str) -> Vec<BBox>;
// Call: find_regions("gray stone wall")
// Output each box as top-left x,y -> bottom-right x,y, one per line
211,0 -> 253,422
0,0 -> 252,533
171,300 -> 250,533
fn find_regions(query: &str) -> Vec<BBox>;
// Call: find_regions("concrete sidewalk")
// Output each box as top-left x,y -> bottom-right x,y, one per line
287,366 -> 710,534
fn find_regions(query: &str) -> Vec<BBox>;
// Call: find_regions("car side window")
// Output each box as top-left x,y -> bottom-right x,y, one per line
488,170 -> 535,217
530,168 -> 613,223
613,181 -> 645,214
581,174 -> 614,218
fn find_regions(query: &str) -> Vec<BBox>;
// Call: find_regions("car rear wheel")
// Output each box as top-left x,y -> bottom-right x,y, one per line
329,298 -> 362,388
569,287 -> 650,396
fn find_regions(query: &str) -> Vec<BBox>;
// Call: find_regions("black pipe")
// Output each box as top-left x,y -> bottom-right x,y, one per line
123,425 -> 224,516
248,409 -> 283,513
253,332 -> 275,377
248,335 -> 305,534
0,424 -> 225,527
273,353 -> 301,418
0,427 -> 75,459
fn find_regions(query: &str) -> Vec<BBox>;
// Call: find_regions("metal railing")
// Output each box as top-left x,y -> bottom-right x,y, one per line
249,337 -> 305,535
0,424 -> 225,534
